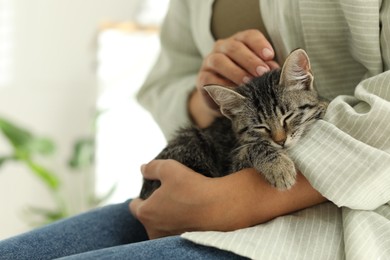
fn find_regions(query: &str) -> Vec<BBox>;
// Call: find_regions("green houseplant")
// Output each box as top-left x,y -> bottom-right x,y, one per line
0,116 -> 113,225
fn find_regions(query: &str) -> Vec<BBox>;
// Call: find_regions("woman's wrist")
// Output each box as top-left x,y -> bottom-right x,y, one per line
257,171 -> 326,222
188,88 -> 219,128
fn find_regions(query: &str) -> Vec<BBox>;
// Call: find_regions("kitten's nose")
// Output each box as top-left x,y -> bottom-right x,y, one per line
272,132 -> 287,147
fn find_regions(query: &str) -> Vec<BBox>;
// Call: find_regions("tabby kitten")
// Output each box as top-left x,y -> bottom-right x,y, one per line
140,49 -> 328,199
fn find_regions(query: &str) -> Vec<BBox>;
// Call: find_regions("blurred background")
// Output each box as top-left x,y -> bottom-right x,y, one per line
0,0 -> 168,239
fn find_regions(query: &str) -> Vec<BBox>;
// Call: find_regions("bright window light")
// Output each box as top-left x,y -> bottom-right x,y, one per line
95,29 -> 166,204
95,0 -> 170,204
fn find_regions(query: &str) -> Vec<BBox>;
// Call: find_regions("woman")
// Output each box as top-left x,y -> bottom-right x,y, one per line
1,0 -> 389,259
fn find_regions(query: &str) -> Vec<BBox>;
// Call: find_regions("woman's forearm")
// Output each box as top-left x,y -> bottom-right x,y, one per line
131,159 -> 326,238
208,168 -> 327,230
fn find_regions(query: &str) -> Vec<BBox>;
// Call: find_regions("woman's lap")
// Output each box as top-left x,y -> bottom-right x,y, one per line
0,200 -> 147,259
57,236 -> 244,259
0,200 -> 245,259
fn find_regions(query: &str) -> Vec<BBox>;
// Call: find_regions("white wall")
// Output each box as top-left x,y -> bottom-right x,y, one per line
0,0 -> 144,239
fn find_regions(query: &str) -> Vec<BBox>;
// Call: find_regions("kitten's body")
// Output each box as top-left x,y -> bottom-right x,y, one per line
140,49 -> 328,199
140,117 -> 234,198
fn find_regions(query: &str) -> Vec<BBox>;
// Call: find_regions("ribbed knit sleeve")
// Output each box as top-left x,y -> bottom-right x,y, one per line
136,0 -> 202,140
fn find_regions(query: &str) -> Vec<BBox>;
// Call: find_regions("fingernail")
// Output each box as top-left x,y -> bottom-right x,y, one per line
262,48 -> 274,59
243,76 -> 251,83
256,66 -> 269,76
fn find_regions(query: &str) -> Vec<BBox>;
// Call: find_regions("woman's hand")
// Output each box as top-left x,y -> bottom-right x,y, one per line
130,159 -> 326,240
190,29 -> 280,128
130,160 -> 219,239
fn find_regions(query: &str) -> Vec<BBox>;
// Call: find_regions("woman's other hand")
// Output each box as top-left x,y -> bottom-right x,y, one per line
130,160 -> 218,239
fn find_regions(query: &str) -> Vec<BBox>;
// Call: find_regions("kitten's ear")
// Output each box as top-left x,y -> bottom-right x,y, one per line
279,49 -> 314,91
203,85 -> 246,119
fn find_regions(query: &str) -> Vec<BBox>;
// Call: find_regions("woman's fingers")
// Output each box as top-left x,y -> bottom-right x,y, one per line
232,29 -> 275,61
213,30 -> 274,78
213,39 -> 269,78
202,52 -> 250,86
194,29 -> 280,117
266,60 -> 280,70
140,159 -> 195,183
198,29 -> 277,89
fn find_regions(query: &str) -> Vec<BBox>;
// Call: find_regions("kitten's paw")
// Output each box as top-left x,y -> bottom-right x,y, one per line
262,154 -> 297,190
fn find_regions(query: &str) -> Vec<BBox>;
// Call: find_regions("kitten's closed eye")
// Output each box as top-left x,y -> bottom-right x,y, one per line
298,103 -> 317,110
253,125 -> 271,133
281,112 -> 294,128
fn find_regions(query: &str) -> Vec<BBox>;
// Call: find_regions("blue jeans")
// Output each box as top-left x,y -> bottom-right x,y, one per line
0,200 -> 246,259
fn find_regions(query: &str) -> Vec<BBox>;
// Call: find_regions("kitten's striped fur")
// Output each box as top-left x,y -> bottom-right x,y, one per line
140,49 -> 328,199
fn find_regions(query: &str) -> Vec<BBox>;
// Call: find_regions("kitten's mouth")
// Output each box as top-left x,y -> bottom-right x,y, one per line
271,142 -> 285,149
271,138 -> 292,149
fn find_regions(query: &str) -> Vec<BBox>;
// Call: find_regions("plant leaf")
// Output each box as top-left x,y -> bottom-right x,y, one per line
25,160 -> 60,191
0,117 -> 55,155
0,117 -> 33,148
68,138 -> 94,170
27,138 -> 55,155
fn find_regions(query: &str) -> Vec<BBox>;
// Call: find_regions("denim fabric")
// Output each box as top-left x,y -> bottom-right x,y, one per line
57,236 -> 245,260
0,200 -> 246,259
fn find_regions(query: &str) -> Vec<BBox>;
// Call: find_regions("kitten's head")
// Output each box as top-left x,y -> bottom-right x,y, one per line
204,49 -> 328,149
